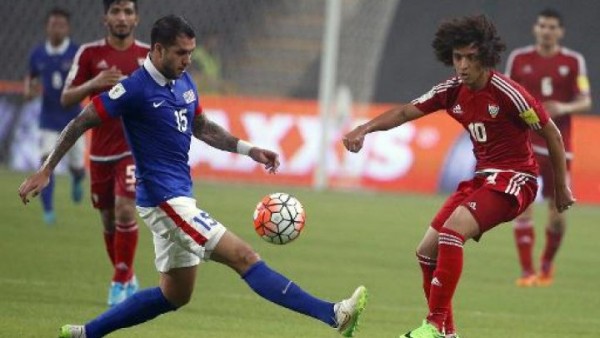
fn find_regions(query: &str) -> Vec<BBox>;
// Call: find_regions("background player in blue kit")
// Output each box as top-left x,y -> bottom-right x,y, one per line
19,15 -> 367,338
24,7 -> 85,224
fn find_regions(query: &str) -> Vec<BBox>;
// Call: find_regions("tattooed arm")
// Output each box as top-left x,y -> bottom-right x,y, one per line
192,113 -> 239,152
18,103 -> 101,204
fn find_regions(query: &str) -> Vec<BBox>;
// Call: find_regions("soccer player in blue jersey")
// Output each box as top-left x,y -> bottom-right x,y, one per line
19,15 -> 367,338
24,7 -> 85,224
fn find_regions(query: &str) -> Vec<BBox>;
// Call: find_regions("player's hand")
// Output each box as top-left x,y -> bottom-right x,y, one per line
91,66 -> 123,90
249,147 -> 280,174
18,169 -> 52,205
343,125 -> 367,153
554,185 -> 575,213
543,101 -> 566,118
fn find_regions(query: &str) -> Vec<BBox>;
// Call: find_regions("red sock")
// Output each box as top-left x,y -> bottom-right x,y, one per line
418,253 -> 456,333
541,228 -> 563,274
445,303 -> 456,334
427,228 -> 464,332
103,231 -> 116,266
514,220 -> 535,276
416,253 -> 436,300
113,221 -> 139,283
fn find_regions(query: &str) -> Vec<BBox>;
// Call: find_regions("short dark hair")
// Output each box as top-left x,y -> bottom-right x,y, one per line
46,7 -> 70,24
538,8 -> 563,27
432,14 -> 506,68
150,15 -> 195,49
103,0 -> 138,14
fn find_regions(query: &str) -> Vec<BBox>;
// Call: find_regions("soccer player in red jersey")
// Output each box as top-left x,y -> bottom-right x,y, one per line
61,0 -> 149,306
344,15 -> 574,337
505,8 -> 591,287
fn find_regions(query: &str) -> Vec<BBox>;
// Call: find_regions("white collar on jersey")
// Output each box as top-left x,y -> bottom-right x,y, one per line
144,55 -> 176,87
45,38 -> 70,55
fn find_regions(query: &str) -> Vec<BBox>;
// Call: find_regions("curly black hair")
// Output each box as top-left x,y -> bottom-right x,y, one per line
432,14 -> 506,68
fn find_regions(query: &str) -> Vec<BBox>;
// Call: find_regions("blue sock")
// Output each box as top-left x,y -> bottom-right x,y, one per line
84,287 -> 177,338
40,174 -> 54,212
242,261 -> 336,326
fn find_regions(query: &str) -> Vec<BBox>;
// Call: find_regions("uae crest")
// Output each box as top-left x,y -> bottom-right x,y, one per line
488,104 -> 499,118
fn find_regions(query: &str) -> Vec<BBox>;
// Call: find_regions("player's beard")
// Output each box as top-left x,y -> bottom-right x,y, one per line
109,25 -> 133,40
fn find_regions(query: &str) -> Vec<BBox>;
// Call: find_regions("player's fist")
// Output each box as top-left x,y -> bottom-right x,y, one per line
92,66 -> 123,89
555,185 -> 575,213
249,147 -> 280,174
343,125 -> 367,153
18,169 -> 52,205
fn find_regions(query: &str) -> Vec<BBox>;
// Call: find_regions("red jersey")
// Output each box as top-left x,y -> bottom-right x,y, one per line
505,45 -> 590,155
412,70 -> 550,176
66,38 -> 150,161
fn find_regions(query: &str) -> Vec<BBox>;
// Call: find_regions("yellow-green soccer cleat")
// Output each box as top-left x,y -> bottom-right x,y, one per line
58,325 -> 86,338
334,285 -> 368,337
400,320 -> 444,338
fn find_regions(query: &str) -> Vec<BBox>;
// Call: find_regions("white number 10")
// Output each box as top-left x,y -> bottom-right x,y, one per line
468,122 -> 487,142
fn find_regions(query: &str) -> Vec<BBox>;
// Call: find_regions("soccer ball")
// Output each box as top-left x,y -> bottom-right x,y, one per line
253,192 -> 306,245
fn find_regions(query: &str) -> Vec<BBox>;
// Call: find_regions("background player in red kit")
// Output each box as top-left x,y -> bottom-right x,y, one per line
344,15 -> 574,337
505,8 -> 592,287
61,0 -> 149,306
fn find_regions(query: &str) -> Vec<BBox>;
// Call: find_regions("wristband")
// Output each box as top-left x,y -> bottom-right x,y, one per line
236,140 -> 254,155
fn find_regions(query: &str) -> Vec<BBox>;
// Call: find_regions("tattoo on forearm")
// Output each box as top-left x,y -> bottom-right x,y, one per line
193,114 -> 239,152
43,104 -> 101,171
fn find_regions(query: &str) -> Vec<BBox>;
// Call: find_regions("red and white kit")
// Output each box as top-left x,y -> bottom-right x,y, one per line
66,39 -> 149,207
412,70 -> 550,233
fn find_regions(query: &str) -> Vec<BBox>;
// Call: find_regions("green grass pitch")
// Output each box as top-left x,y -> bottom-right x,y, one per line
2,169 -> 599,337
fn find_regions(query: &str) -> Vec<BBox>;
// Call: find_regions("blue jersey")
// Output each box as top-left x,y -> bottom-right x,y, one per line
93,57 -> 202,207
28,39 -> 81,131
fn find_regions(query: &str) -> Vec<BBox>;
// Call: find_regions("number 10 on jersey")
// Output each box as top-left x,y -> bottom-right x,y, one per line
468,122 -> 487,142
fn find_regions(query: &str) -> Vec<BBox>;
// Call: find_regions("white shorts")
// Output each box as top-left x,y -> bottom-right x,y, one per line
137,196 -> 227,273
40,129 -> 85,169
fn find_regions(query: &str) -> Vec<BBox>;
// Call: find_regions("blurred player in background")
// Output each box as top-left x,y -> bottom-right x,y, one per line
20,14 -> 367,338
505,8 -> 592,287
61,0 -> 149,306
24,7 -> 85,225
344,15 -> 574,337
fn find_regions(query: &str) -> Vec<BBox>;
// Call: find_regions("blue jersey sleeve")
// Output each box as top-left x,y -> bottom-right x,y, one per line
92,76 -> 142,120
28,48 -> 40,78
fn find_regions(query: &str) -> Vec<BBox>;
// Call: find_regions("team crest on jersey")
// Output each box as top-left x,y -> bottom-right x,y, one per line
559,65 -> 570,76
522,64 -> 532,74
183,89 -> 196,104
488,104 -> 500,118
108,83 -> 126,99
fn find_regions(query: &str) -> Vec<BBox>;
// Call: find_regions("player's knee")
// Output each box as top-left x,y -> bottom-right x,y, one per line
416,243 -> 436,258
114,199 -> 137,223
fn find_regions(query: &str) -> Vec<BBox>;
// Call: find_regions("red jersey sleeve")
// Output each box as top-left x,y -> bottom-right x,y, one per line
573,52 -> 591,96
410,80 -> 456,114
65,46 -> 91,88
495,74 -> 550,131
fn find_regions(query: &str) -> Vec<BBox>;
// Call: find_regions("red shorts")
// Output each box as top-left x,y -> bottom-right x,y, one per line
90,156 -> 136,209
431,171 -> 538,236
535,154 -> 571,198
